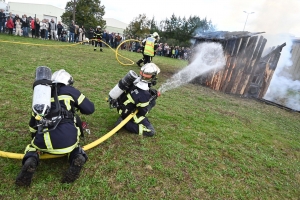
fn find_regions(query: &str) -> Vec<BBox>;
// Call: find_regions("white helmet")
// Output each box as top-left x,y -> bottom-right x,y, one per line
97,26 -> 101,29
152,32 -> 159,38
51,69 -> 74,85
140,63 -> 160,82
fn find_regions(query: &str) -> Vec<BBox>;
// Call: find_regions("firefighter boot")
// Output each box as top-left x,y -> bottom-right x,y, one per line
100,48 -> 103,52
136,59 -> 143,67
15,157 -> 38,187
62,154 -> 86,183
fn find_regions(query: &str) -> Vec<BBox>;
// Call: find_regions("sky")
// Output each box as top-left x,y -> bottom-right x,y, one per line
7,0 -> 300,37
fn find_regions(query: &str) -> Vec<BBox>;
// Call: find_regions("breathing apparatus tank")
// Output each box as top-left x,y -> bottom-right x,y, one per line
108,70 -> 138,108
32,66 -> 52,118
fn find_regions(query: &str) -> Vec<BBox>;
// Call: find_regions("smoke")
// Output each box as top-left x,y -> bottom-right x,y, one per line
248,0 -> 300,111
263,34 -> 300,111
158,42 -> 225,93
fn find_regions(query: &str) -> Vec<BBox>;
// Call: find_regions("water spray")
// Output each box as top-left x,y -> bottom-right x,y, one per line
158,42 -> 226,94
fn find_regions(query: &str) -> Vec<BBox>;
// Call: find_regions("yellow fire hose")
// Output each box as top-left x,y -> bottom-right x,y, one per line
0,38 -> 142,66
0,37 -> 143,160
0,110 -> 137,159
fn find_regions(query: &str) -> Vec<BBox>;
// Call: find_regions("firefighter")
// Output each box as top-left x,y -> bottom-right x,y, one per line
15,69 -> 95,186
93,25 -> 103,52
114,63 -> 160,136
136,32 -> 160,67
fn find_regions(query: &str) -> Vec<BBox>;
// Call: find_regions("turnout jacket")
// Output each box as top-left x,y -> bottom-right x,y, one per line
141,36 -> 159,56
93,29 -> 103,40
29,84 -> 95,154
117,86 -> 152,124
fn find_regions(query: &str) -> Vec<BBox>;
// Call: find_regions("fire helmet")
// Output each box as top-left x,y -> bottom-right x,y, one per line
152,32 -> 159,38
51,69 -> 74,85
97,26 -> 101,29
140,63 -> 160,83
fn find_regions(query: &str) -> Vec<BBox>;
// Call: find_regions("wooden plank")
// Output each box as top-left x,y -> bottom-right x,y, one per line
234,36 -> 264,94
226,36 -> 258,93
258,63 -> 275,98
242,38 -> 267,95
220,37 -> 247,92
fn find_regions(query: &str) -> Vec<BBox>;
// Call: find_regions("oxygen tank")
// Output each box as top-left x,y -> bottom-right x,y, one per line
32,66 -> 52,117
108,70 -> 138,108
109,70 -> 138,99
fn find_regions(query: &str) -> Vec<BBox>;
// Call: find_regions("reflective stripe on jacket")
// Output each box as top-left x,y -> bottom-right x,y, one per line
143,37 -> 156,56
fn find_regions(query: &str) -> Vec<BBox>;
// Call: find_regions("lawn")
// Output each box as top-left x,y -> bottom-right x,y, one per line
0,34 -> 299,199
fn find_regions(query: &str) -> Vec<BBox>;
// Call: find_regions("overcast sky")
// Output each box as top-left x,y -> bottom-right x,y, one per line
7,0 -> 300,37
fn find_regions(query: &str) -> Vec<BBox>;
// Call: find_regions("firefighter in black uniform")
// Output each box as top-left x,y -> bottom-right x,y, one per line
113,63 -> 160,136
15,69 -> 95,186
136,32 -> 160,67
93,25 -> 103,52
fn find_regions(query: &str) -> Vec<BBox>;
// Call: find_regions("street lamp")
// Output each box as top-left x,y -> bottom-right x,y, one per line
243,11 -> 254,31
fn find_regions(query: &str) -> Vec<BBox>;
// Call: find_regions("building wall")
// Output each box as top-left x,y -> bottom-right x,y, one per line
8,2 -> 63,22
7,2 -> 128,33
103,18 -> 128,36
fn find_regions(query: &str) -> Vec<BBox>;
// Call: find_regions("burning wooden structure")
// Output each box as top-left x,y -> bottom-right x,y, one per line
192,31 -> 286,99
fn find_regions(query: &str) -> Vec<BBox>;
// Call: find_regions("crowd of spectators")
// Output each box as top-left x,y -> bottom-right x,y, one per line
0,9 -> 192,60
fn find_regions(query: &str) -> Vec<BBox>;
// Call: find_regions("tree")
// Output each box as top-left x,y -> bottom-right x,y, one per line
61,0 -> 106,29
123,14 -> 160,41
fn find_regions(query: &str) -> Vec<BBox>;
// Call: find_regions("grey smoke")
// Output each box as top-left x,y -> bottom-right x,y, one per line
158,42 -> 226,93
263,34 -> 300,111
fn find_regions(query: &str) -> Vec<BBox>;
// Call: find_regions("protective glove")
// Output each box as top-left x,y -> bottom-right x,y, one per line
149,88 -> 158,100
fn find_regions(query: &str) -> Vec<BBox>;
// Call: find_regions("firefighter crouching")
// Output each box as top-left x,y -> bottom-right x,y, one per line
93,25 -> 103,52
15,68 -> 95,186
136,32 -> 160,67
108,63 -> 161,136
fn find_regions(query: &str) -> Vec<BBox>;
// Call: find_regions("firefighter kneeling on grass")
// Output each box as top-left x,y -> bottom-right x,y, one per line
15,67 -> 95,186
108,63 -> 161,136
93,25 -> 104,52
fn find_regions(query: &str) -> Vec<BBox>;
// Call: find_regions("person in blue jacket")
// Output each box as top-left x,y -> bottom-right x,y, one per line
15,69 -> 95,186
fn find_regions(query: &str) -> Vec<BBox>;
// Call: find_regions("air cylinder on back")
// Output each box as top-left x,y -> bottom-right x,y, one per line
109,70 -> 138,100
32,66 -> 52,117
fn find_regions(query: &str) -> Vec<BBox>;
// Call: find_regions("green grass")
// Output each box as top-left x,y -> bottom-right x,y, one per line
0,34 -> 299,199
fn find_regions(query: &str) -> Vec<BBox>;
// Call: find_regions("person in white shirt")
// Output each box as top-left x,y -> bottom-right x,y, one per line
15,18 -> 22,36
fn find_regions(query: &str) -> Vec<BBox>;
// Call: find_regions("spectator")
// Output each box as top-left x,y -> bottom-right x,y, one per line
22,14 -> 29,37
30,18 -> 35,38
74,25 -> 79,43
0,9 -> 5,33
15,18 -> 22,36
35,18 -> 40,38
102,30 -> 107,45
131,41 -> 136,52
78,25 -> 83,43
6,16 -> 14,35
69,20 -> 75,43
60,29 -> 67,42
135,37 -> 141,52
115,33 -> 122,48
180,47 -> 185,59
111,32 -> 116,48
88,27 -> 94,45
40,19 -> 46,39
45,19 -> 49,40
57,21 -> 63,41
108,31 -> 112,47
49,18 -> 57,40
106,31 -> 110,45
13,14 -> 21,28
